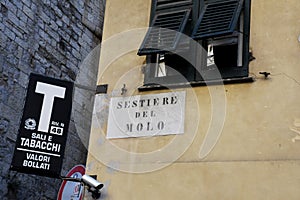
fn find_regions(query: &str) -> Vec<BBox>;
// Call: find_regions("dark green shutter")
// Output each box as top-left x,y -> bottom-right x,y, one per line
156,0 -> 193,10
137,8 -> 191,55
192,0 -> 244,39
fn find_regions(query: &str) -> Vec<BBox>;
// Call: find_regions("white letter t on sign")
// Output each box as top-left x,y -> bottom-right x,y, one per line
35,82 -> 66,133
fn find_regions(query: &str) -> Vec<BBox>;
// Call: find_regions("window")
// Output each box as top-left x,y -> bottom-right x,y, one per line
138,0 -> 252,90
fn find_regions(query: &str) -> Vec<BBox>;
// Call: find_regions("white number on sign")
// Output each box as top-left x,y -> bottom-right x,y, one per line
50,126 -> 63,135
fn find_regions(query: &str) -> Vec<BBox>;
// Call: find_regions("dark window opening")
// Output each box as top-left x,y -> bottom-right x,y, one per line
150,53 -> 194,79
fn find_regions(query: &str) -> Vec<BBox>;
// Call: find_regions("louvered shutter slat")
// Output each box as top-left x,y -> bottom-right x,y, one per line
192,0 -> 244,39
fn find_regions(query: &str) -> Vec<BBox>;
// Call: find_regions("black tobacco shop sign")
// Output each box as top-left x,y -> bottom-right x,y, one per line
11,74 -> 73,178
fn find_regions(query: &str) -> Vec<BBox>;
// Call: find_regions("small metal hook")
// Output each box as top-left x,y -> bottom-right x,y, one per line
121,84 -> 127,95
259,71 -> 271,79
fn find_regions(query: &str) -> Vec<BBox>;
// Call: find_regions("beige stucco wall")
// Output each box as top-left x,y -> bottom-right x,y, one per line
87,0 -> 300,199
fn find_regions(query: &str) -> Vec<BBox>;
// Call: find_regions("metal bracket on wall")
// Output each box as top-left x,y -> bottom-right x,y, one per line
96,84 -> 108,94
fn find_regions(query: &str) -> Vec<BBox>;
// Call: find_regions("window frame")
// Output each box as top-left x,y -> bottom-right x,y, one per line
139,0 -> 252,90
